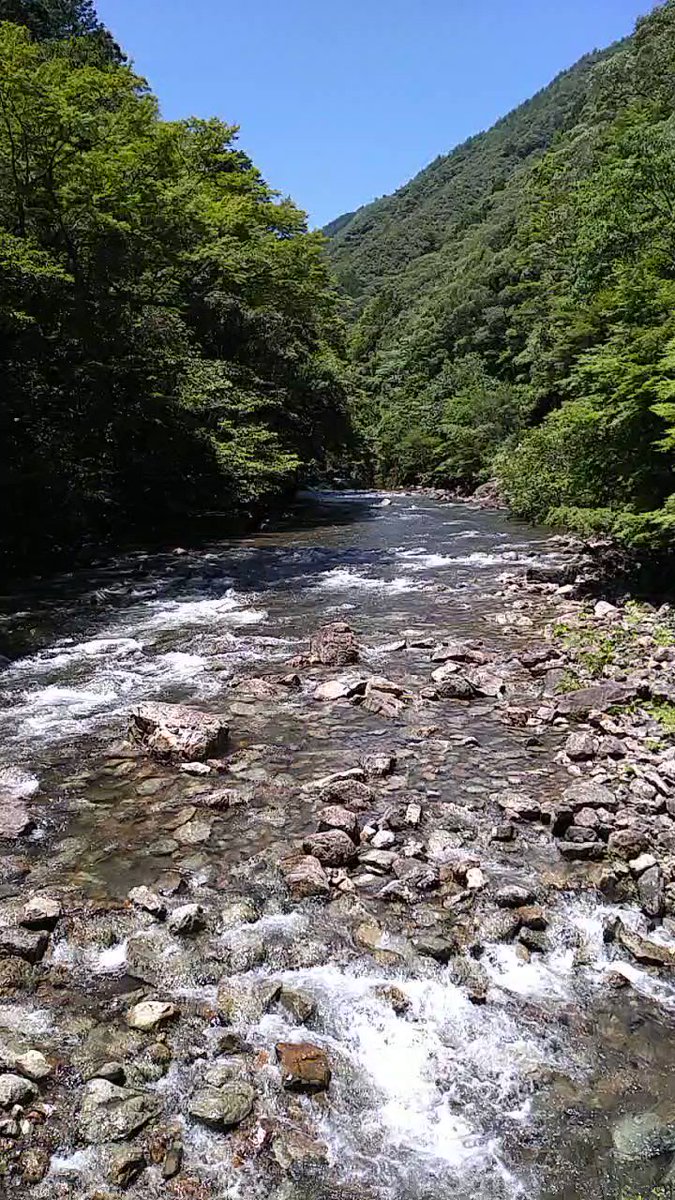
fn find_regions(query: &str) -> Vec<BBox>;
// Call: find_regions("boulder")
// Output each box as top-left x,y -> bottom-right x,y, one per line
276,1042 -> 331,1092
129,703 -> 229,762
565,732 -> 598,762
188,1082 -> 254,1130
108,1145 -> 146,1188
281,854 -> 330,899
309,623 -> 359,667
495,885 -> 535,909
20,896 -> 61,930
78,1078 -> 163,1143
492,792 -> 541,821
413,933 -> 458,963
563,781 -> 618,812
318,805 -> 359,838
556,683 -> 635,718
0,1073 -> 38,1108
302,830 -> 357,867
362,680 -> 406,718
638,865 -> 665,918
608,826 -> 650,860
363,752 -> 397,778
279,987 -> 317,1025
464,666 -> 506,698
558,840 -> 606,861
14,1050 -> 52,1082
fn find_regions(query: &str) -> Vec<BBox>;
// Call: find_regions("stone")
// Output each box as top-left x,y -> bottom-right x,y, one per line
516,905 -> 548,931
558,840 -> 606,861
20,896 -> 61,930
315,677 -> 365,701
318,805 -> 359,838
0,927 -> 48,964
162,1141 -> 183,1180
79,1079 -> 163,1143
565,732 -> 598,761
613,1111 -> 675,1162
432,670 -> 476,700
492,792 -> 541,821
90,1063 -> 126,1085
20,1148 -> 50,1185
608,827 -> 650,860
129,703 -> 229,762
188,1082 -> 255,1130
108,1145 -> 146,1188
359,848 -> 396,873
556,683 -> 634,718
405,802 -> 422,827
495,885 -> 535,909
480,912 -> 521,942
362,684 -> 406,718
393,856 -> 439,890
464,666 -> 506,697
126,1001 -> 178,1032
565,824 -> 600,843
276,1042 -> 331,1093
272,1127 -> 328,1171
14,1050 -> 52,1081
281,854 -> 330,899
0,1073 -> 38,1108
630,853 -> 657,875
519,927 -> 548,953
413,933 -> 458,963
173,816 -> 213,846
128,886 -> 166,919
167,904 -> 205,935
563,780 -> 618,811
302,829 -> 357,867
594,601 -> 619,619
279,987 -> 317,1024
616,922 -> 675,968
372,829 -> 396,849
466,867 -> 486,891
0,798 -> 35,841
451,957 -> 489,1004
220,898 -> 260,928
638,866 -> 665,918
309,622 -> 359,667
363,752 -> 397,778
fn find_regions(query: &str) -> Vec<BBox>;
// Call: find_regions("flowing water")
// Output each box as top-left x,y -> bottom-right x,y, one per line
1,491 -> 675,1200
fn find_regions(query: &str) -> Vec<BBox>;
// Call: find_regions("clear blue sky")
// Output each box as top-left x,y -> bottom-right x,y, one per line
97,0 -> 660,228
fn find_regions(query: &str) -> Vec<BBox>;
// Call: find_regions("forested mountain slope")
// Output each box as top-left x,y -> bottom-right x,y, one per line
0,0 -> 351,572
327,2 -> 675,551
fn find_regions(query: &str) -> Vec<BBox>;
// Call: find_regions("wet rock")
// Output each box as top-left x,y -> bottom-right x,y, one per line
14,1050 -> 52,1081
375,984 -> 410,1014
0,856 -> 30,884
20,1148 -> 50,1185
126,1001 -> 178,1032
613,1111 -> 675,1162
0,1073 -> 38,1107
362,682 -> 406,718
517,905 -> 548,931
563,780 -> 618,811
316,778 -> 374,809
558,840 -> 606,861
318,805 -> 359,838
564,824 -> 600,843
630,853 -> 657,875
108,1145 -> 146,1188
371,828 -> 396,849
616,921 -> 675,968
451,957 -> 489,1003
20,895 -> 61,930
565,732 -> 598,761
519,928 -> 548,953
281,853 -> 330,899
189,1081 -> 255,1130
78,1078 -> 163,1143
0,926 -> 48,963
220,898 -> 260,928
413,932 -> 458,963
608,826 -> 650,860
90,1062 -> 126,1085
302,830 -> 357,867
405,802 -> 422,827
495,885 -> 535,908
276,1042 -> 331,1093
492,792 -> 541,821
0,957 -> 32,992
363,752 -> 397,778
432,670 -> 476,700
315,676 -> 365,701
393,857 -> 439,890
309,622 -> 359,667
638,866 -> 666,918
279,987 -> 317,1025
491,822 -> 515,842
359,848 -> 396,873
167,903 -> 206,935
128,886 -> 166,920
0,798 -> 35,841
174,815 -> 213,846
162,1140 -> 183,1180
480,912 -> 522,942
130,703 -> 229,762
464,666 -> 506,698
272,1126 -> 329,1171
555,683 -> 635,718
233,676 -> 295,701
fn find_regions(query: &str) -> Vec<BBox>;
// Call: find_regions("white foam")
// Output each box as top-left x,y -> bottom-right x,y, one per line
0,766 -> 40,799
314,568 -> 415,594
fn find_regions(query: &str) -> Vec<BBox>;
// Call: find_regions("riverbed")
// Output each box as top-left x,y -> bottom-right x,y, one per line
1,490 -> 675,1200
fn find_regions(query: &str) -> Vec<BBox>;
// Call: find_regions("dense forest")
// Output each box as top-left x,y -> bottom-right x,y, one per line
327,1 -> 675,551
0,0 -> 351,572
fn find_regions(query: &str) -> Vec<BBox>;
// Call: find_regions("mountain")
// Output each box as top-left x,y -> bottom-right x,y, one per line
326,2 -> 675,551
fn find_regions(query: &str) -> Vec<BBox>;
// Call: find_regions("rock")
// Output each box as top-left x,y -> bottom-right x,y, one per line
302,830 -> 357,867
466,868 -> 486,891
108,1145 -> 146,1188
431,670 -> 476,700
495,885 -> 535,909
309,622 -> 359,667
480,912 -> 521,942
359,848 -> 396,873
516,905 -> 548,931
594,601 -> 619,619
405,802 -> 422,827
0,1073 -> 38,1108
167,904 -> 205,935
556,683 -> 634,718
20,895 -> 61,930
608,827 -> 650,860
126,1001 -> 178,1032
129,703 -> 229,762
281,853 -> 330,899
519,927 -> 548,953
565,732 -> 598,761
464,666 -> 506,698
491,822 -> 515,842
451,957 -> 489,1004
492,792 -> 541,821
318,805 -> 359,838
279,987 -> 317,1024
276,1042 -> 331,1093
189,1082 -> 255,1130
128,886 -> 166,920
558,840 -> 606,861
0,927 -> 48,963
375,984 -> 411,1014
220,898 -> 260,928
19,1148 -> 50,1185
371,829 -> 396,850
413,933 -> 458,963
638,866 -> 665,918
79,1078 -> 163,1143
90,1062 -> 126,1085
162,1141 -> 183,1180
180,761 -> 212,776
315,676 -> 365,701
616,922 -> 675,968
565,824 -> 600,843
630,853 -> 657,876
393,856 -> 439,890
363,752 -> 396,778
272,1127 -> 329,1171
14,1050 -> 52,1081
0,798 -> 35,841
174,815 -> 213,846
563,781 -> 618,811
362,683 -> 406,718
613,1111 -> 675,1162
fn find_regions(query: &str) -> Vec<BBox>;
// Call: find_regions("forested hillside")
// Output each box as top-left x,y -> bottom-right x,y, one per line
0,0 -> 351,572
327,1 -> 675,551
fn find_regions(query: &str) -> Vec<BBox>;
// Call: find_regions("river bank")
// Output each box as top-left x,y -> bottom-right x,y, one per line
0,490 -> 674,1199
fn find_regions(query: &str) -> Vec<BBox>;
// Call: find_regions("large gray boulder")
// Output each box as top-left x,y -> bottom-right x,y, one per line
129,703 -> 229,761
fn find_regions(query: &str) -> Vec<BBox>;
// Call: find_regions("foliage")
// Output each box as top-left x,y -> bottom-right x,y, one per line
0,16 -> 352,569
327,2 -> 675,549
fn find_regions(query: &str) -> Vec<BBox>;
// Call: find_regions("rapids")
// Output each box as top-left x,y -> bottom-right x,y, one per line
0,490 -> 674,1200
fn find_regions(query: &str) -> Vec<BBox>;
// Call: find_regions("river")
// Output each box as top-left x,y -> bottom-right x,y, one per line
1,490 -> 675,1199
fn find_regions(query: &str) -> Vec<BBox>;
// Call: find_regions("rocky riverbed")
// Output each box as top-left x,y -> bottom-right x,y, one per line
0,490 -> 674,1200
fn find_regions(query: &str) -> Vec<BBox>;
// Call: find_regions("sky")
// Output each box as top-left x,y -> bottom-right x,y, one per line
97,0 -> 661,229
